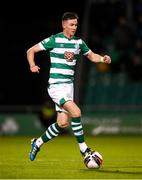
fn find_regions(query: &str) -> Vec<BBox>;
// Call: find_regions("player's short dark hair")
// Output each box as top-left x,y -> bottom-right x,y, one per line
62,12 -> 79,21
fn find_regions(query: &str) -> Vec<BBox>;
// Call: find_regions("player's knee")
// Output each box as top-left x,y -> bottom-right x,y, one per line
58,119 -> 69,128
72,108 -> 81,117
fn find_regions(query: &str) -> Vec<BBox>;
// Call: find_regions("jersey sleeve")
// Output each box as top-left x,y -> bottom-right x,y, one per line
39,35 -> 55,50
80,39 -> 91,56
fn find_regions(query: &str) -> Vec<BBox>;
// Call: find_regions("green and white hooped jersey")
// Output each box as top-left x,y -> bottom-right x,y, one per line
39,32 -> 91,85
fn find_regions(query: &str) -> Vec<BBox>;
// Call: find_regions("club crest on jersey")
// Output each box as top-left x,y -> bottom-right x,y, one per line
64,51 -> 74,62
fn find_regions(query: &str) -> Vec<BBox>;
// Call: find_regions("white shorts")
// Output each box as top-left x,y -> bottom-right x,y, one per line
48,83 -> 74,112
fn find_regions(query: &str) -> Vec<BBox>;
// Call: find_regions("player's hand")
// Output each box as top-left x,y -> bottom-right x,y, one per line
30,65 -> 40,73
102,55 -> 111,64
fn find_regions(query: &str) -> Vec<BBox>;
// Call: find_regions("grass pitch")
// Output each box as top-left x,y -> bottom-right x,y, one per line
0,135 -> 142,179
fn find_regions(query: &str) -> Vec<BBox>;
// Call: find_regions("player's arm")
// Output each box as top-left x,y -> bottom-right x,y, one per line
26,43 -> 43,73
86,51 -> 111,64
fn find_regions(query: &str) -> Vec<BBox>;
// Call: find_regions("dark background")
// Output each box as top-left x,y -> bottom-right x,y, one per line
1,0 -> 142,111
1,0 -> 85,105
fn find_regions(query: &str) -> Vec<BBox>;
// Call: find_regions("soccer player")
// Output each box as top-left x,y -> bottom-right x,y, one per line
26,12 -> 111,162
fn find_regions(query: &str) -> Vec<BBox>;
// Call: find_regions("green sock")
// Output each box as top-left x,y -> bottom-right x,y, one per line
41,122 -> 62,142
71,117 -> 85,143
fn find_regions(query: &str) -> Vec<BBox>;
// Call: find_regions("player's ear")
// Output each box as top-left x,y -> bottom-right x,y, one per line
62,20 -> 66,29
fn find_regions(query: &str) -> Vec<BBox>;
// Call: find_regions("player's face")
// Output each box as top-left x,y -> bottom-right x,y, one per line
62,19 -> 78,38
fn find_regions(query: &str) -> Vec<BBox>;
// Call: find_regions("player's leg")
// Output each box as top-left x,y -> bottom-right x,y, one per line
39,111 -> 70,145
30,111 -> 69,161
63,100 -> 91,156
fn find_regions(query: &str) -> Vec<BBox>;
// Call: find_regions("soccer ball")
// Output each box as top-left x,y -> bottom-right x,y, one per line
84,151 -> 103,169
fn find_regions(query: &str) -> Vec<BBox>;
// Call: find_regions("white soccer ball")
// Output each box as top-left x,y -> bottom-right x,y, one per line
84,151 -> 103,169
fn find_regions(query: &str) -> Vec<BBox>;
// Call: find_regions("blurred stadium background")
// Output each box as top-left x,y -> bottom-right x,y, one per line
1,0 -> 142,136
